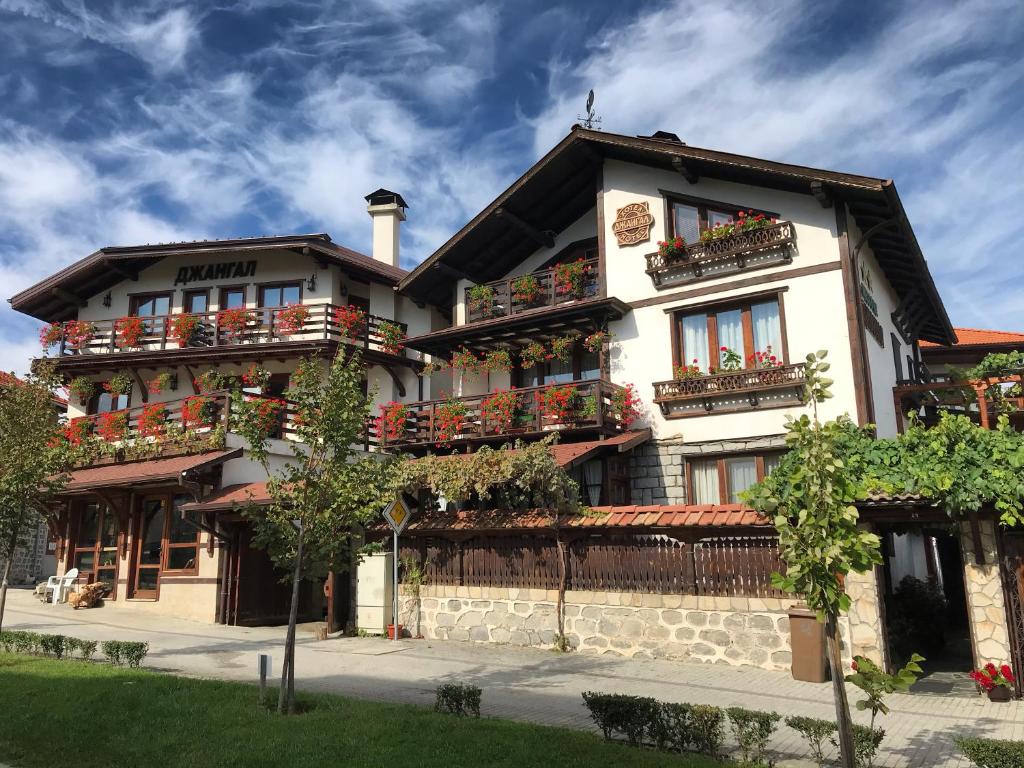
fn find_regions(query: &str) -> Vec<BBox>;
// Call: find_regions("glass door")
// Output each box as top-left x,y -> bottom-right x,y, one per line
71,501 -> 120,597
133,497 -> 166,598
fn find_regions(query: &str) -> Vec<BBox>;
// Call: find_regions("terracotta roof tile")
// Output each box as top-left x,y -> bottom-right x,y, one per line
63,450 -> 241,493
181,481 -> 271,512
920,327 -> 1024,348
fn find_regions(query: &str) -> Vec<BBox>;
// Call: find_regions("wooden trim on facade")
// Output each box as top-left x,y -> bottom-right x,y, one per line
836,204 -> 874,425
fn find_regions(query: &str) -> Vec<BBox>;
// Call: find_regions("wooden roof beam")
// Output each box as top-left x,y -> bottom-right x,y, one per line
104,259 -> 138,282
810,181 -> 832,208
51,287 -> 86,308
494,207 -> 556,250
671,157 -> 699,184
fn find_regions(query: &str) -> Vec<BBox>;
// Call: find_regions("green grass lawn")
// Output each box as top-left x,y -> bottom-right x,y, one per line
0,652 -> 715,768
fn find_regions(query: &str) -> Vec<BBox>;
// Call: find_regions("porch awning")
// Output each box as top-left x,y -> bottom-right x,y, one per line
61,449 -> 242,493
179,482 -> 272,513
548,429 -> 650,467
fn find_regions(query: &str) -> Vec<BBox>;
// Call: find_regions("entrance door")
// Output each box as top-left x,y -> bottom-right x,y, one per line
1001,534 -> 1024,697
70,500 -> 121,598
133,497 -> 166,598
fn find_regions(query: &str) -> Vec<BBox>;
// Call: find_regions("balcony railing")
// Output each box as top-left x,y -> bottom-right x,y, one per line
43,304 -> 408,359
464,258 -> 600,324
644,221 -> 796,287
653,364 -> 806,417
371,378 -> 629,449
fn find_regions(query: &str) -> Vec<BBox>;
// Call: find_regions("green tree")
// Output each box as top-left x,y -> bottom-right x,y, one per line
744,351 -> 881,768
232,352 -> 394,714
0,364 -> 67,631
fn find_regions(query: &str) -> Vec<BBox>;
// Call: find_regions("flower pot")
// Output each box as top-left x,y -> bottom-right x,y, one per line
387,623 -> 404,640
987,685 -> 1012,702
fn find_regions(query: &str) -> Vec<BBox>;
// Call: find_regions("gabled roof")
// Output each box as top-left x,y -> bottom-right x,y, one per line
399,126 -> 954,344
9,233 -> 407,323
920,327 -> 1024,349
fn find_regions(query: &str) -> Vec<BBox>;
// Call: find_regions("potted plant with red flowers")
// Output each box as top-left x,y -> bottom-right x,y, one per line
536,384 -> 580,425
39,323 -> 64,352
482,349 -> 512,375
147,372 -> 175,394
193,369 -> 229,394
553,258 -> 589,299
434,396 -> 468,447
275,303 -> 310,336
583,330 -> 611,354
466,284 -> 496,318
481,389 -> 521,433
376,401 -> 409,444
519,340 -> 548,369
63,417 -> 94,446
67,376 -> 96,405
169,313 -> 203,347
673,360 -> 704,380
450,348 -> 481,375
63,320 -> 96,351
511,274 -> 541,305
217,307 -> 254,342
611,383 -> 641,430
377,320 -> 406,356
970,663 -> 1016,701
115,315 -> 146,349
718,346 -> 743,372
549,332 -> 579,364
104,372 -> 133,398
182,395 -> 216,429
97,410 -> 129,442
333,304 -> 367,339
657,236 -> 688,260
242,364 -> 271,392
138,402 -> 168,440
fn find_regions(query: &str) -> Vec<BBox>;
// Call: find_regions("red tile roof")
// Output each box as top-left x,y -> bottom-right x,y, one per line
63,449 -> 241,492
920,327 -> 1024,348
397,504 -> 768,532
181,481 -> 271,512
421,430 -> 651,468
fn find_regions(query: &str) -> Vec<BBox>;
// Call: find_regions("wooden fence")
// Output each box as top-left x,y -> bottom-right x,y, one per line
396,534 -> 785,598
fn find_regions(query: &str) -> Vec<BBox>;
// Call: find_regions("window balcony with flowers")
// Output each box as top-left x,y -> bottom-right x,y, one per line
463,257 -> 600,324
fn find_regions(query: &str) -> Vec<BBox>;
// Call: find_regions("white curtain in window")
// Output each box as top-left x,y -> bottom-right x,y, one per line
725,457 -> 758,503
582,460 -> 604,506
751,301 -> 782,357
716,309 -> 744,367
682,314 -> 710,374
762,453 -> 783,477
690,459 -> 720,504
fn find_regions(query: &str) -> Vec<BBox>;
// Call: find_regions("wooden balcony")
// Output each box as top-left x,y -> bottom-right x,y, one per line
653,364 -> 806,418
371,379 -> 630,451
464,258 -> 600,324
644,221 -> 797,289
41,304 -> 409,371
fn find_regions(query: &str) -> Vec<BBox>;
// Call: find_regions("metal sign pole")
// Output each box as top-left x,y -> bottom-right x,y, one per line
392,529 -> 399,641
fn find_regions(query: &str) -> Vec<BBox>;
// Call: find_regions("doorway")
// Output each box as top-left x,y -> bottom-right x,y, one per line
880,524 -> 973,695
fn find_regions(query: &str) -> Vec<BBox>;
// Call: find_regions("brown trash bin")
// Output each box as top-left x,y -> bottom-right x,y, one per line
788,605 -> 827,683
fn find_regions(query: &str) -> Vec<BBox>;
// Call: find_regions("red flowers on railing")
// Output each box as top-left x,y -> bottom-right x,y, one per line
657,236 -> 687,260
700,209 -> 776,242
482,389 -> 521,432
115,316 -> 146,348
63,320 -> 96,350
63,417 -> 93,446
245,396 -> 286,437
169,313 -> 202,347
554,258 -> 589,298
434,397 -> 469,447
673,361 -> 704,380
182,395 -> 215,429
748,346 -> 782,369
536,384 -> 580,423
377,401 -> 409,442
39,323 -> 64,351
584,331 -> 611,354
241,365 -> 270,392
97,410 -> 129,442
970,663 -> 1015,692
138,403 -> 168,439
333,304 -> 367,339
520,340 -> 549,369
217,308 -> 254,342
378,320 -> 406,356
612,383 -> 641,430
510,274 -> 541,304
275,303 -> 309,335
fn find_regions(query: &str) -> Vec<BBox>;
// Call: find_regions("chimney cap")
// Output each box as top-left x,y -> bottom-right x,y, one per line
365,188 -> 409,210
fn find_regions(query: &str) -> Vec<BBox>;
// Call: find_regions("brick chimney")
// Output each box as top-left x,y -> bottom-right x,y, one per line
365,188 -> 407,268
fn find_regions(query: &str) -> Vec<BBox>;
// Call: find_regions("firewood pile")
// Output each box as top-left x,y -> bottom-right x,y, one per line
68,582 -> 106,610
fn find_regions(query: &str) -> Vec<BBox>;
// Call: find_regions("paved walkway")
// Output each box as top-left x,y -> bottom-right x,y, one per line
3,589 -> 1021,767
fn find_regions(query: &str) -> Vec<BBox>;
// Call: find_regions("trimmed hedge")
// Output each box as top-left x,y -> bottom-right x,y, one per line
784,715 -> 837,767
581,693 -> 726,757
434,683 -> 481,718
0,631 -> 142,667
955,736 -> 1024,768
727,707 -> 780,765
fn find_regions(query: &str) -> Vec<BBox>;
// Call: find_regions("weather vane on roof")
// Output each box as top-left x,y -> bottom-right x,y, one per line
577,89 -> 601,130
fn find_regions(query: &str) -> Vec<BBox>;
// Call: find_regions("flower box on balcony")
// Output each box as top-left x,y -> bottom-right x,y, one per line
653,363 -> 806,418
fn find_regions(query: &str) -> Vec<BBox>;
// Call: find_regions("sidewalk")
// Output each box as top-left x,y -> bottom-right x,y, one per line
3,589 -> 1021,767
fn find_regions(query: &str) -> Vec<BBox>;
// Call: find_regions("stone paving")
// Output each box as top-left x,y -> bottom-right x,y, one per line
3,588 -> 1022,767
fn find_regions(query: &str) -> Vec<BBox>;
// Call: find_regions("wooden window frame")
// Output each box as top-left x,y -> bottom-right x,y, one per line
512,343 -> 602,387
671,291 -> 789,370
128,291 -> 174,318
257,281 -> 303,309
685,451 -> 784,505
183,289 -> 210,314
129,492 -> 202,599
218,285 -> 248,311
70,500 -> 121,599
661,190 -> 779,241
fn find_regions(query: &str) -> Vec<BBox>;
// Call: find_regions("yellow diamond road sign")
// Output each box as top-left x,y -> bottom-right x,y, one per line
383,496 -> 412,534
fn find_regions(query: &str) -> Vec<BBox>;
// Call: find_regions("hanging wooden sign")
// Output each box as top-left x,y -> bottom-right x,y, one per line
611,201 -> 654,246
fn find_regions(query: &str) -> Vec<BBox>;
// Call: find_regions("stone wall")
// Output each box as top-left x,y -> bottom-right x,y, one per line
960,519 -> 1013,664
845,565 -> 887,666
399,584 -> 853,672
629,436 -> 787,506
8,521 -> 49,585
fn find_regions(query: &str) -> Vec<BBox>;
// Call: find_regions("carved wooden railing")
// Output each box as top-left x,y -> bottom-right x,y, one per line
652,363 -> 805,412
464,258 -> 600,324
45,304 -> 408,359
645,221 -> 796,282
370,378 -> 627,449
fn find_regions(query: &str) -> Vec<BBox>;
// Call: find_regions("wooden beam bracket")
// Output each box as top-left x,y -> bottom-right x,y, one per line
671,157 -> 699,184
810,181 -> 832,208
494,207 -> 556,249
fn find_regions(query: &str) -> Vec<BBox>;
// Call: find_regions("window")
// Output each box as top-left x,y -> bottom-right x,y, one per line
891,333 -> 903,381
259,283 -> 301,308
130,293 -> 172,318
72,501 -> 119,596
670,198 -> 772,243
687,453 -> 783,505
164,494 -> 200,572
518,345 -> 600,387
87,390 -> 128,415
675,296 -> 785,374
219,287 -> 246,310
184,290 -> 209,314
131,493 -> 201,598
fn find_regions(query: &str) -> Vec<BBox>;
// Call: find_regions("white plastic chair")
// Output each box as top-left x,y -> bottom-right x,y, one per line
45,568 -> 79,604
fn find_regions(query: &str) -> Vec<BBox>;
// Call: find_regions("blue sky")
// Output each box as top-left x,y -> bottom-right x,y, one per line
1,0 -> 1022,373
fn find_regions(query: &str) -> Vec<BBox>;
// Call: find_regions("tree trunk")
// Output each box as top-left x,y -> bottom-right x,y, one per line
555,530 -> 567,644
278,524 -> 304,715
826,612 -> 855,768
0,518 -> 23,633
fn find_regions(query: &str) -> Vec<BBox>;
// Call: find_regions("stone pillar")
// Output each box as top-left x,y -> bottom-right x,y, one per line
960,519 -> 1013,665
845,564 -> 887,667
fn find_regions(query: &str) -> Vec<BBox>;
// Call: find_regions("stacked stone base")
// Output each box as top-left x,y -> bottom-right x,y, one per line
400,585 -> 855,671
